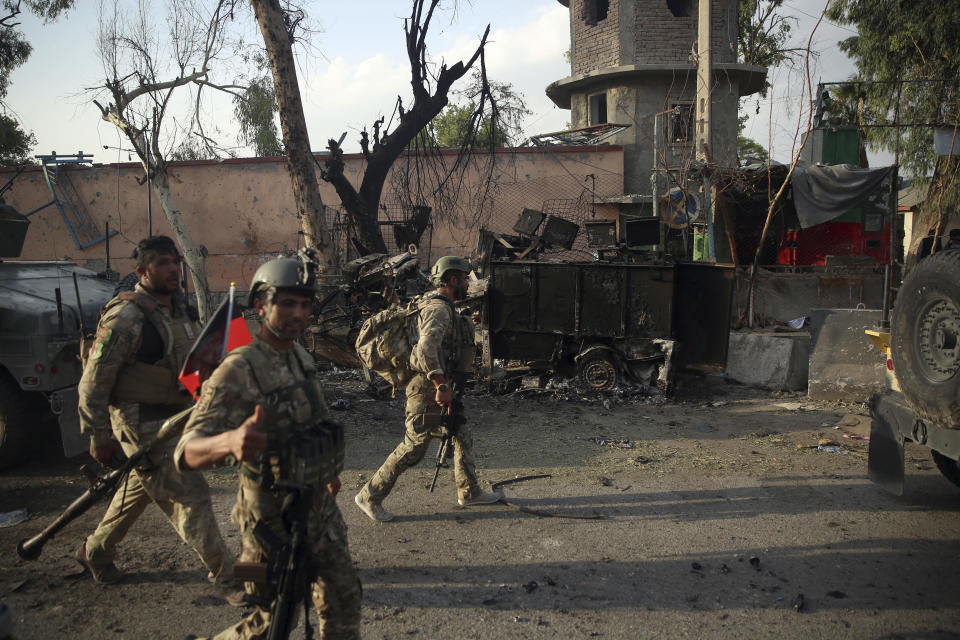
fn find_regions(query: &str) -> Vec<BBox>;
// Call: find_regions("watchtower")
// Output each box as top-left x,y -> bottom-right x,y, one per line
547,0 -> 766,201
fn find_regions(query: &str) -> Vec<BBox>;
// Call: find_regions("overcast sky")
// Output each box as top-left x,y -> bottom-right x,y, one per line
4,0 -> 889,167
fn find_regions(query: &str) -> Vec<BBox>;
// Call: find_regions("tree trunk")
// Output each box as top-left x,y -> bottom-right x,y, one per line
250,0 -> 338,271
149,169 -> 213,322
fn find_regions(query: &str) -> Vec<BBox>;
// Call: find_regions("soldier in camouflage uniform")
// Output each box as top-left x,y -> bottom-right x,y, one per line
354,256 -> 501,522
76,236 -> 236,597
176,252 -> 361,640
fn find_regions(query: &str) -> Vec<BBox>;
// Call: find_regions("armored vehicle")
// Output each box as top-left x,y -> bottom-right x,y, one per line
0,205 -> 116,469
867,248 -> 960,493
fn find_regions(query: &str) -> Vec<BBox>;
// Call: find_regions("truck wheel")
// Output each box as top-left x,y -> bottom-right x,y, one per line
579,352 -> 619,391
0,377 -> 31,470
891,249 -> 960,426
932,451 -> 960,489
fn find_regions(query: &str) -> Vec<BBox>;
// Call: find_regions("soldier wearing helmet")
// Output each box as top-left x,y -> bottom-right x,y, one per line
75,235 -> 238,603
354,255 -> 501,522
175,249 -> 362,639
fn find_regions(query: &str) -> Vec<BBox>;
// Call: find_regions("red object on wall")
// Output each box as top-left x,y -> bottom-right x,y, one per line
776,221 -> 890,266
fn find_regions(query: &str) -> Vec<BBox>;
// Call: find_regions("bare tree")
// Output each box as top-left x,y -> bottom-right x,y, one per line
320,0 -> 491,255
248,0 -> 337,270
93,0 -> 244,321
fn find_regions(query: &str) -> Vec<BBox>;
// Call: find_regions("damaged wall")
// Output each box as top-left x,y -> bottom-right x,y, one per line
0,147 -> 623,291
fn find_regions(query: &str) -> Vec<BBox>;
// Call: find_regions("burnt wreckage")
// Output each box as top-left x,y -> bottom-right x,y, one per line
471,209 -> 734,392
306,209 -> 734,393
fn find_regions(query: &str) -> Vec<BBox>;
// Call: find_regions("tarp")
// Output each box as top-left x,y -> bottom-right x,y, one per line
791,162 -> 892,228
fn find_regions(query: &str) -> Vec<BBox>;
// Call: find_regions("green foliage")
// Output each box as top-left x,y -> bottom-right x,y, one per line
736,0 -> 795,162
0,112 -> 35,165
738,0 -> 796,92
0,1 -> 75,163
169,136 -> 215,162
736,113 -> 767,163
737,135 -> 768,163
0,25 -> 32,100
432,101 -> 507,148
827,0 -> 960,176
22,0 -> 73,21
233,71 -> 283,157
421,74 -> 531,149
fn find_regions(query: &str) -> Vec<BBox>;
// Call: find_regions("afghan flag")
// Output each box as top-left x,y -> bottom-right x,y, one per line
179,284 -> 253,398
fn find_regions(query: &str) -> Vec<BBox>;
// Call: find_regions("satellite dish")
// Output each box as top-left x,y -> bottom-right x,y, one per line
660,188 -> 699,229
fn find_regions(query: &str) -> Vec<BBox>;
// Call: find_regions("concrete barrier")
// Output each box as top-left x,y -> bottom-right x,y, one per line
726,331 -> 809,390
807,308 -> 886,402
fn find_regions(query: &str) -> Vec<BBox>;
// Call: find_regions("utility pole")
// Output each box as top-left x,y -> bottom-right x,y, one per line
696,0 -> 714,261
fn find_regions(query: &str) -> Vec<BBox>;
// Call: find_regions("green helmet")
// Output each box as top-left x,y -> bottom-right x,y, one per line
248,248 -> 320,304
431,255 -> 471,286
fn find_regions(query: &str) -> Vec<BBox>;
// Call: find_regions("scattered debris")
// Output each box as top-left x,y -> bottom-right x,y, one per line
775,402 -> 804,411
522,581 -> 538,593
842,434 -> 869,441
710,401 -> 728,407
0,509 -> 28,528
329,399 -> 352,411
792,593 -> 806,612
581,436 -> 634,448
817,445 -> 849,455
696,424 -> 715,433
597,477 -> 614,487
749,555 -> 761,571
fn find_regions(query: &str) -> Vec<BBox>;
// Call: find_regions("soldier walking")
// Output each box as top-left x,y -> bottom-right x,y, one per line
354,256 -> 501,522
76,236 -> 238,602
176,252 -> 362,639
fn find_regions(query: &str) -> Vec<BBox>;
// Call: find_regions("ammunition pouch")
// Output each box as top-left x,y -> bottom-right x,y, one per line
112,361 -> 191,406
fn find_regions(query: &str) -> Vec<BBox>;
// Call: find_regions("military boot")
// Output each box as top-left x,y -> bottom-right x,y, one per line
76,543 -> 124,585
354,491 -> 394,522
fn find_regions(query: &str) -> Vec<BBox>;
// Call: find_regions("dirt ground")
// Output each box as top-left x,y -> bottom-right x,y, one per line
2,371 -> 960,640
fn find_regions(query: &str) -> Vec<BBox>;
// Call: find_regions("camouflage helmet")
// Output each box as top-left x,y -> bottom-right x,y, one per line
431,255 -> 471,286
248,248 -> 320,303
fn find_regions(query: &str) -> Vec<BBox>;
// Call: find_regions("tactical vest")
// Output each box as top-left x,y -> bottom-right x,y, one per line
424,295 -> 474,375
231,342 -> 344,491
106,291 -> 195,406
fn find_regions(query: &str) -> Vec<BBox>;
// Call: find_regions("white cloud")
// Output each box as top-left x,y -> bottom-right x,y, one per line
299,3 -> 572,153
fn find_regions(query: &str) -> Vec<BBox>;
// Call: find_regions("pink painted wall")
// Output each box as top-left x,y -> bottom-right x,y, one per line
1,146 -> 623,292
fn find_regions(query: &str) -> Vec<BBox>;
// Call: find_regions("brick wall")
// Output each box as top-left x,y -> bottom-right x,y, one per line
633,0 -> 736,65
572,0 -> 621,74
571,0 -> 737,73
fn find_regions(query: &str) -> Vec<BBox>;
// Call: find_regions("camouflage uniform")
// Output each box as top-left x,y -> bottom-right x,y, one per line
175,337 -> 361,640
360,294 -> 483,503
79,284 -> 233,585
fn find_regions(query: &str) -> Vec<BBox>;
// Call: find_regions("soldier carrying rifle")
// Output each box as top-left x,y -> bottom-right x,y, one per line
75,236 -> 239,604
175,252 -> 361,640
354,255 -> 502,523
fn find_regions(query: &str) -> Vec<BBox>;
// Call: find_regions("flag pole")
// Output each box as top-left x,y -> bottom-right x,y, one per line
221,282 -> 236,359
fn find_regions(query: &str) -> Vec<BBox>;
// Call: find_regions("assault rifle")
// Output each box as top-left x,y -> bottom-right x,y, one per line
233,481 -> 315,640
17,406 -> 194,560
429,380 -> 466,493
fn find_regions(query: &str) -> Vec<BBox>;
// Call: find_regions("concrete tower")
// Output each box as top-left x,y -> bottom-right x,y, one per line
547,0 -> 766,203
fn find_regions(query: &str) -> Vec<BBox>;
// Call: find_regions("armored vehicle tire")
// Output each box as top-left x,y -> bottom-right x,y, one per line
932,451 -> 960,489
0,377 -> 31,470
579,352 -> 619,391
891,249 -> 960,426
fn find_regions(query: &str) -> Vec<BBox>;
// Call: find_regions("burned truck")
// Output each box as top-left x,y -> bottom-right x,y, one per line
0,206 -> 116,469
479,259 -> 735,390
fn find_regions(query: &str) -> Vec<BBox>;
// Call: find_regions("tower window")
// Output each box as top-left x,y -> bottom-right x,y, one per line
666,0 -> 691,17
589,93 -> 608,125
582,0 -> 609,26
670,103 -> 694,143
